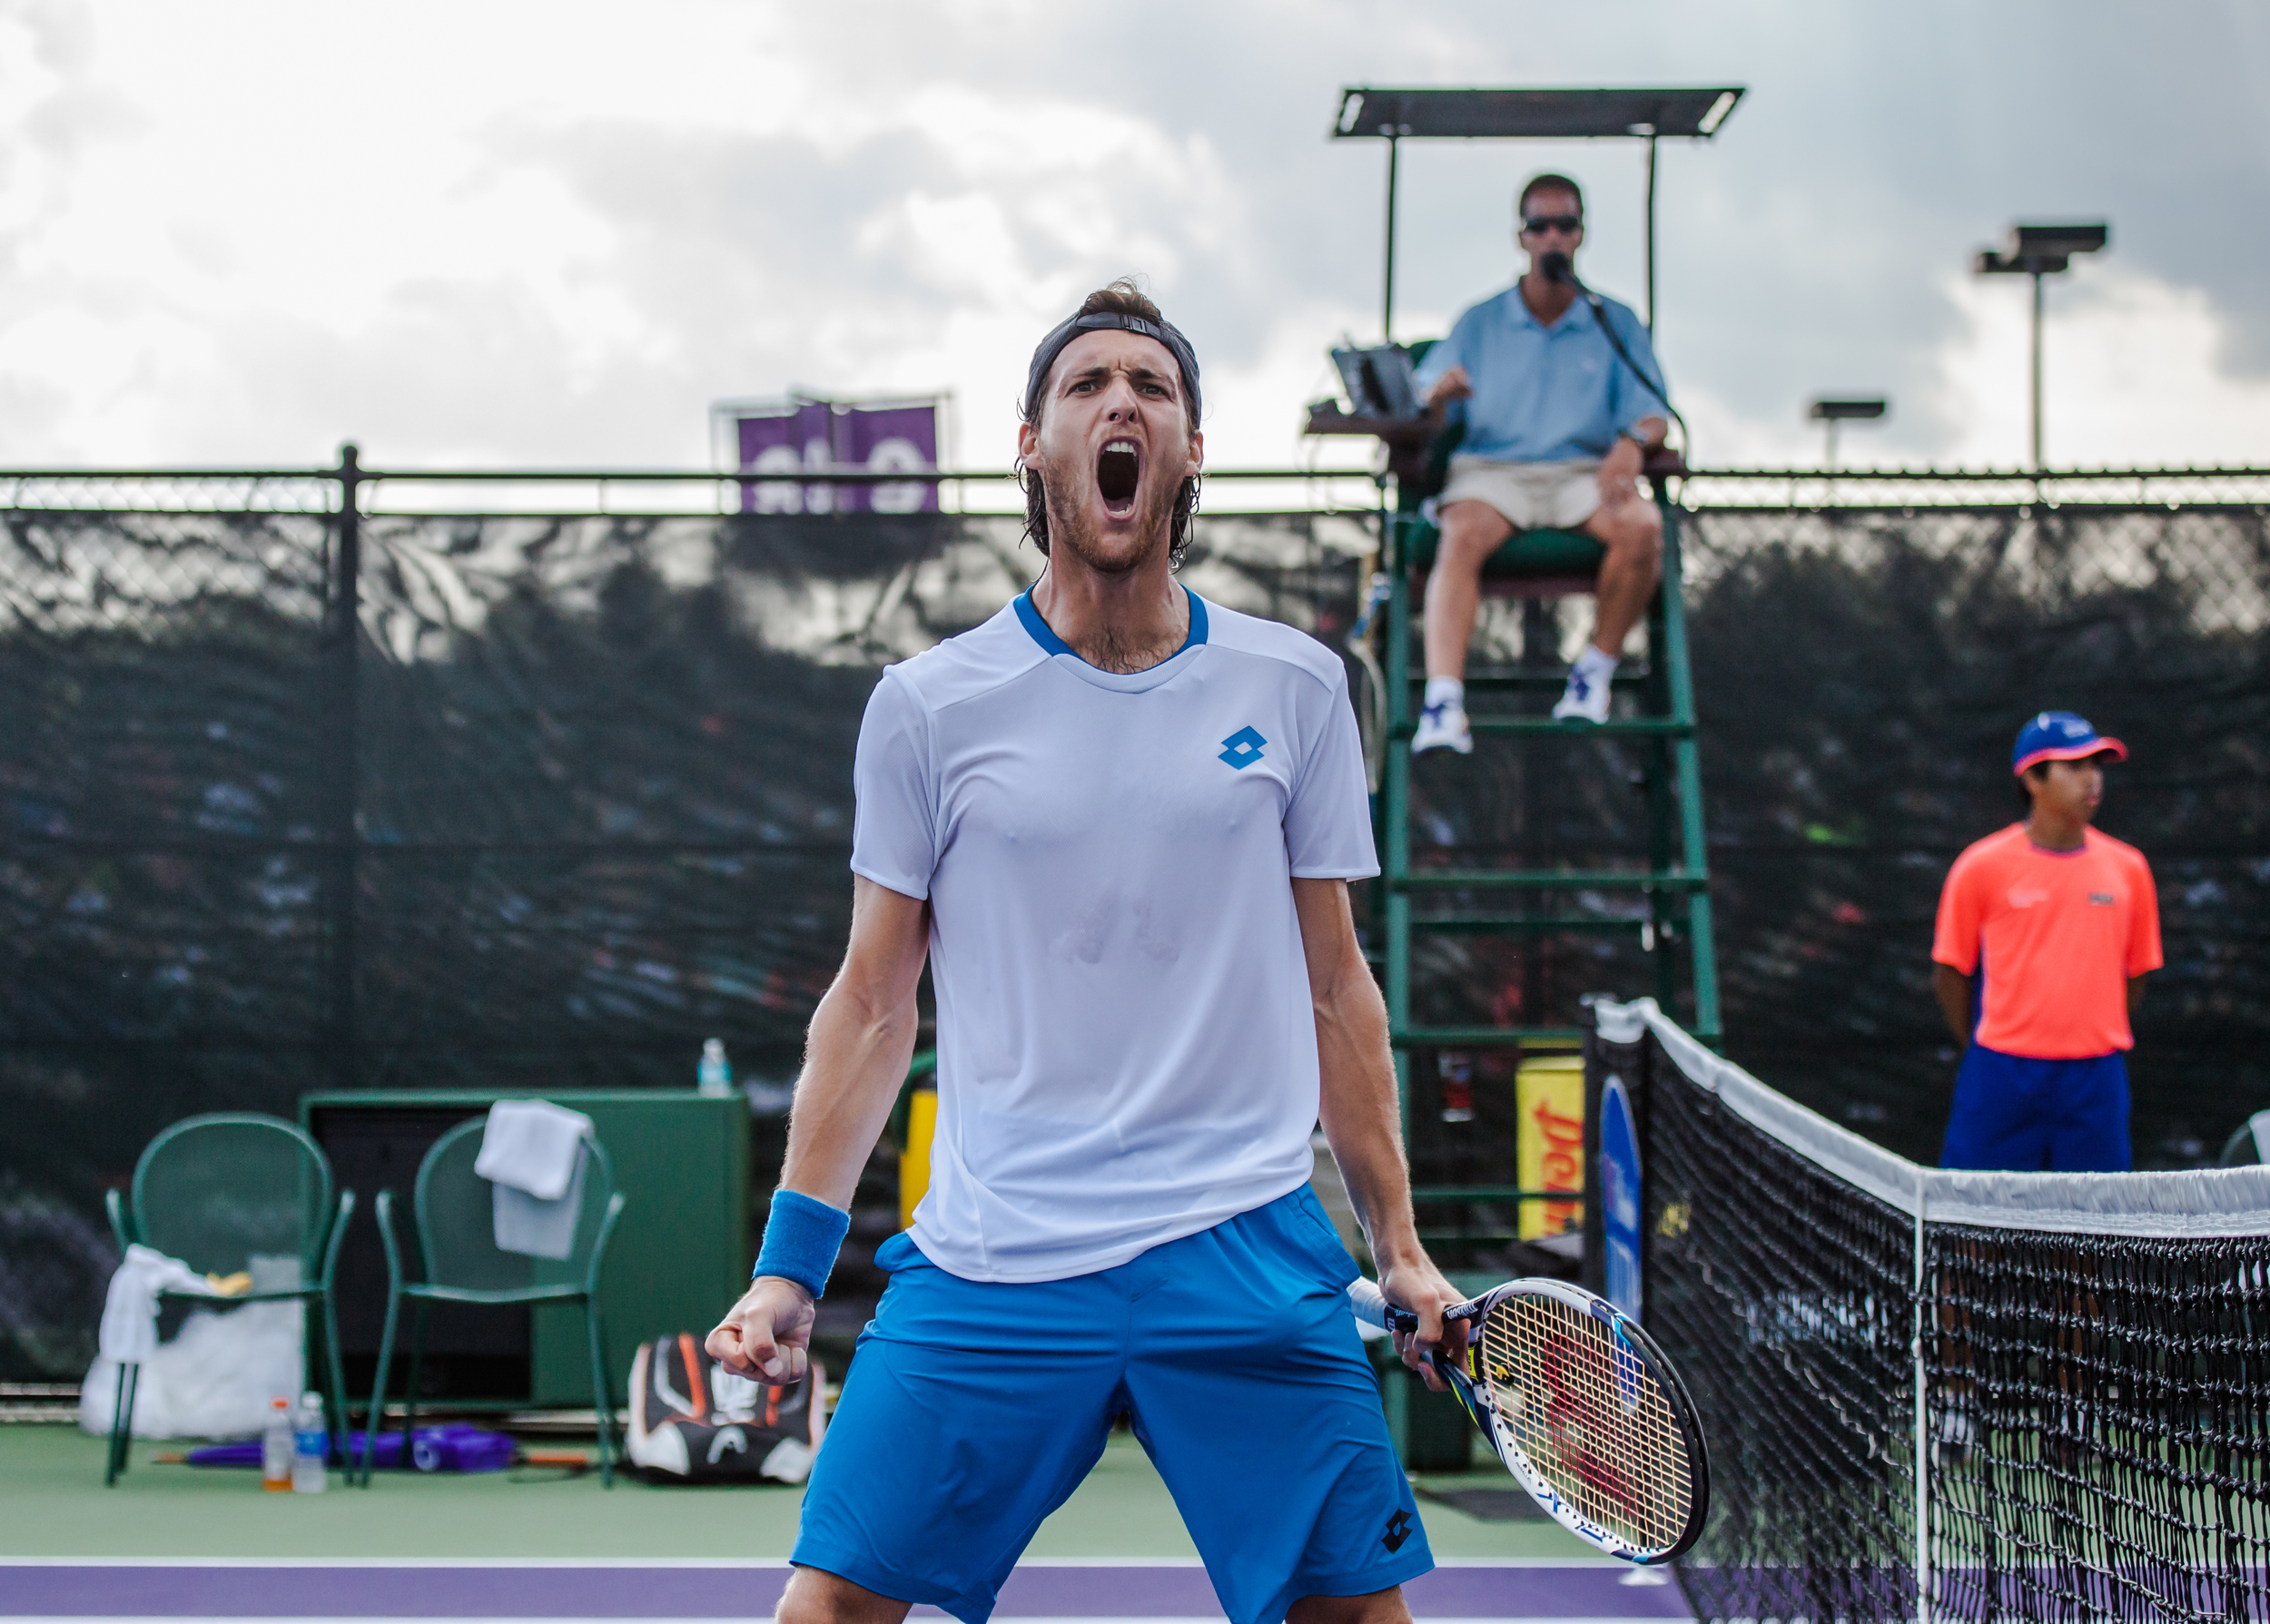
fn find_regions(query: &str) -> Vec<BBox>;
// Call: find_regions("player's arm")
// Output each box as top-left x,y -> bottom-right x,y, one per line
1293,876 -> 1466,1391
1934,964 -> 1974,1048
706,875 -> 930,1383
2127,855 -> 2161,1019
1930,852 -> 1980,1048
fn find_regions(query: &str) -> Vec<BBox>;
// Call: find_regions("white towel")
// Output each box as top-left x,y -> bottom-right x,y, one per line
475,1100 -> 595,1198
83,1256 -> 305,1440
476,1100 -> 595,1260
98,1245 -> 219,1364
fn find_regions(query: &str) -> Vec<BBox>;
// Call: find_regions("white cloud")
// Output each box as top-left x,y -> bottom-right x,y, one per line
0,0 -> 2264,478
1935,264 -> 2270,470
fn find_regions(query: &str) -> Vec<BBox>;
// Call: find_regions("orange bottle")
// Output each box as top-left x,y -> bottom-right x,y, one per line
261,1396 -> 293,1491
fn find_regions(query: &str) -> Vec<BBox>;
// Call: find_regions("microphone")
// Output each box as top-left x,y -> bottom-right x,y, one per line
1530,250 -> 1691,462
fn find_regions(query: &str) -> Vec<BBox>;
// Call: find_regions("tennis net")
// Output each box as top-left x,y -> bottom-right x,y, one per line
1593,999 -> 2270,1624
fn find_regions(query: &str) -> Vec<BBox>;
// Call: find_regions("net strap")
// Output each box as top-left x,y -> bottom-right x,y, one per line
1596,998 -> 2270,1236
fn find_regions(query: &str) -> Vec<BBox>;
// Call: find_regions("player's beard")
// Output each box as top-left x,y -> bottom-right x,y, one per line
1041,458 -> 1183,576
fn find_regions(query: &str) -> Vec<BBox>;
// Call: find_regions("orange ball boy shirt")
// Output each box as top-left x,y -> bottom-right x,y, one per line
1931,823 -> 2163,1059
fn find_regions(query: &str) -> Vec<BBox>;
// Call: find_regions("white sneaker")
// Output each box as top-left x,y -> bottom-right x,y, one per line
1551,666 -> 1613,724
1412,700 -> 1472,755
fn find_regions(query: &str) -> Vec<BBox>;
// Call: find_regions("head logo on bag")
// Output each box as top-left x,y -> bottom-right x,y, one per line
626,1333 -> 826,1483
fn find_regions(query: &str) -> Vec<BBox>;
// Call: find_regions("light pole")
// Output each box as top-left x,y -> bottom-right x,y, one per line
1974,222 -> 2107,470
1809,398 -> 1887,468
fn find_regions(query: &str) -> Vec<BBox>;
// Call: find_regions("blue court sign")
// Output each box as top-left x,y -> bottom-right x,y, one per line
1598,1074 -> 1642,1318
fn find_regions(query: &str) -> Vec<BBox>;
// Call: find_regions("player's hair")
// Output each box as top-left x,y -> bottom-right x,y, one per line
1518,172 -> 1584,221
1017,279 -> 1201,570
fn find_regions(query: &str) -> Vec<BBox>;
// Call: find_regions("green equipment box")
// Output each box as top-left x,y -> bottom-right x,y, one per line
302,1089 -> 751,1409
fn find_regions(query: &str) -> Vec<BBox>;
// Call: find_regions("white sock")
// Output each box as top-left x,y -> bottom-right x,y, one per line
1573,645 -> 1619,684
1425,677 -> 1465,712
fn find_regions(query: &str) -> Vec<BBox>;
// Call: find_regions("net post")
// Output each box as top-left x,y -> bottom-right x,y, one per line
1910,1177 -> 1930,1624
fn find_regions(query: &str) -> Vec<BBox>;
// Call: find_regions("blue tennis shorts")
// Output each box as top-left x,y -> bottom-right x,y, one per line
1940,1044 -> 2132,1172
792,1186 -> 1431,1624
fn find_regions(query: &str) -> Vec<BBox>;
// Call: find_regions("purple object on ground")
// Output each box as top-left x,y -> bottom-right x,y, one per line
183,1424 -> 512,1472
408,1422 -> 516,1472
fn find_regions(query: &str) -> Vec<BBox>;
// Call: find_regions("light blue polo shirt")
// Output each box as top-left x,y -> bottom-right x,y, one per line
1413,284 -> 1670,464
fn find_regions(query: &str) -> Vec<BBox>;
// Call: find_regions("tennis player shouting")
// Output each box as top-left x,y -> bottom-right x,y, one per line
708,280 -> 1466,1624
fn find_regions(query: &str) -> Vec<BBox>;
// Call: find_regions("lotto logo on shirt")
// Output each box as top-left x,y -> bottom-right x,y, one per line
1219,726 -> 1267,770
2089,891 -> 2116,907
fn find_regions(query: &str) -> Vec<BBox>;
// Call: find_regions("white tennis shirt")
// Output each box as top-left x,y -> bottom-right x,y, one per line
849,587 -> 1379,1282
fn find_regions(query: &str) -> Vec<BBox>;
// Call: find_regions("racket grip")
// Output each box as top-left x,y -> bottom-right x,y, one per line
1345,1278 -> 1419,1335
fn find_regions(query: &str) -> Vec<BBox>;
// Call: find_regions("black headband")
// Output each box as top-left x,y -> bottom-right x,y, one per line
1022,310 -> 1201,425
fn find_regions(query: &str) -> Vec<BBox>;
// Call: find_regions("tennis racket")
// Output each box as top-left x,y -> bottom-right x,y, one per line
1348,1276 -> 1709,1564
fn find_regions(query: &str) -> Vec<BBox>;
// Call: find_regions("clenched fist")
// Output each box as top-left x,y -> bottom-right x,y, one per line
706,1275 -> 817,1383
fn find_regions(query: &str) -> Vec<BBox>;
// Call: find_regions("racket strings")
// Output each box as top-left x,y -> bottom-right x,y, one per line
1476,1296 -> 1691,1552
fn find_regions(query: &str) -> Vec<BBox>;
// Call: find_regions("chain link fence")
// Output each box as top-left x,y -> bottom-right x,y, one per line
3,467 -> 2265,1380
1677,479 -> 2269,1172
0,480 -> 1373,1381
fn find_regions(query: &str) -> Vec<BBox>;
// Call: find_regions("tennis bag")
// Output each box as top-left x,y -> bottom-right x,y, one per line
625,1332 -> 826,1483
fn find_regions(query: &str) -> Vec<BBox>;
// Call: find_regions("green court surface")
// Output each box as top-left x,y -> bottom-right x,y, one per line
0,1425 -> 1595,1562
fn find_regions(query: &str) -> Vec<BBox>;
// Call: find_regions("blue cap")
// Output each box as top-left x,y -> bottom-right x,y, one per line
2012,711 -> 2127,775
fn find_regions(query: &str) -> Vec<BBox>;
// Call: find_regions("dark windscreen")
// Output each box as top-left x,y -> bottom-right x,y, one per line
2,488 -> 2263,1379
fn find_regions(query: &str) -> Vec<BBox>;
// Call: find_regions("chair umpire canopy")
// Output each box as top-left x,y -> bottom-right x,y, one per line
1329,85 -> 1744,341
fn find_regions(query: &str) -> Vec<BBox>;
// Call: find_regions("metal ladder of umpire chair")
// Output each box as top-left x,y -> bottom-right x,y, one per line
1371,473 -> 1722,1224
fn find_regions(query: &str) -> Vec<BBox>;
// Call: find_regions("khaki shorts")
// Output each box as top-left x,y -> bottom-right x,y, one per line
1439,457 -> 1602,532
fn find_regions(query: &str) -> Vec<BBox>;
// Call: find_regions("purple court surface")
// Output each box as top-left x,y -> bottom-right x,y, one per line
0,1560 -> 1692,1621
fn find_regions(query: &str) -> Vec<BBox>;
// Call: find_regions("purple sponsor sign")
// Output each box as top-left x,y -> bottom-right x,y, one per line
734,396 -> 939,515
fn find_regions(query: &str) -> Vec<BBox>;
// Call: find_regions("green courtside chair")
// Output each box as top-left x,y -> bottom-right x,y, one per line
366,1119 -> 627,1485
102,1112 -> 354,1486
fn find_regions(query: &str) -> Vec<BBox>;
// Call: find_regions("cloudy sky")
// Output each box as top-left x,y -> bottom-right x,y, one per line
1,0 -> 2266,475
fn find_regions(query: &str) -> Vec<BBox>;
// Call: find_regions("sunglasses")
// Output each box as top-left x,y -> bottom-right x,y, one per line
1522,213 -> 1583,236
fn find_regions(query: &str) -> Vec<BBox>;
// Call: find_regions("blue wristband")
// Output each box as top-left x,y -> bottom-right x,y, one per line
753,1189 -> 850,1301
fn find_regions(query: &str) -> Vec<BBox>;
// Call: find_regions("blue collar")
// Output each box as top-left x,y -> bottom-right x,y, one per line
1015,584 -> 1207,664
1506,285 -> 1595,335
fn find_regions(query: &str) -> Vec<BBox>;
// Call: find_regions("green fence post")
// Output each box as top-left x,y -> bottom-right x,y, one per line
329,444 -> 362,1089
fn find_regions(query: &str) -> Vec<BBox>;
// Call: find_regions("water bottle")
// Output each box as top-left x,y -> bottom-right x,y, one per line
1438,1051 -> 1475,1123
261,1396 -> 293,1491
697,1038 -> 733,1097
291,1391 -> 327,1493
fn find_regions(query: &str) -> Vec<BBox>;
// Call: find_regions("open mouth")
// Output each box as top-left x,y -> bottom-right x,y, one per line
1097,439 -> 1140,514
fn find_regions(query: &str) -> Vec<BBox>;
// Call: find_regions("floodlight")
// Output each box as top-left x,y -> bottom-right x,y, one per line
1971,221 -> 2109,468
1808,399 -> 1888,468
2014,223 -> 2108,259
